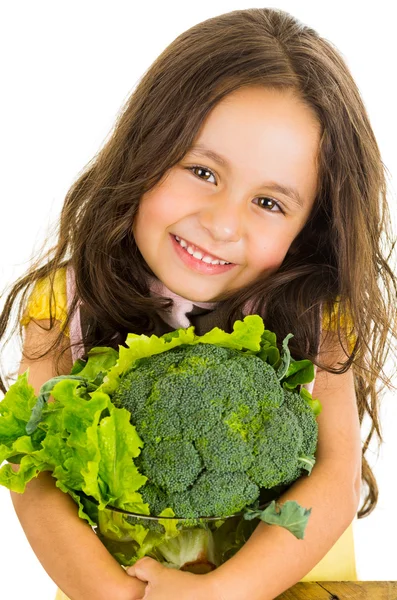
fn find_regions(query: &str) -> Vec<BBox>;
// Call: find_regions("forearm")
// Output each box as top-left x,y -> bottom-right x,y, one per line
208,461 -> 359,600
10,472 -> 146,600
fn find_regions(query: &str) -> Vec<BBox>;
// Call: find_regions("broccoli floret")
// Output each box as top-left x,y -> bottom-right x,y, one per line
247,408 -> 304,488
247,390 -> 318,487
113,357 -> 183,440
167,490 -> 195,519
139,482 -> 169,516
138,438 -> 203,493
113,343 -> 318,519
164,471 -> 259,519
189,471 -> 260,517
195,422 -> 254,473
282,389 -> 318,457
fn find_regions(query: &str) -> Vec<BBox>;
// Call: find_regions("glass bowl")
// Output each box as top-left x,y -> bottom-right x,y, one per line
80,494 -> 268,573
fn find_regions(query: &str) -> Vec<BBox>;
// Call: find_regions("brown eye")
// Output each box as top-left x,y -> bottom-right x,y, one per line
188,166 -> 216,183
254,197 -> 284,213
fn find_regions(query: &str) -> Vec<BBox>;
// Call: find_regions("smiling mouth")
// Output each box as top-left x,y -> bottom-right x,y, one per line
173,235 -> 233,265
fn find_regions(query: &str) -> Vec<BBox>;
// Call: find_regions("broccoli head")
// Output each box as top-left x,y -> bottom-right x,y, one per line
112,343 -> 318,518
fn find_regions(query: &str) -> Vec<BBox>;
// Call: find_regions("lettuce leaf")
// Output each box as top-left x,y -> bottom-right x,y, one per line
0,375 -> 149,520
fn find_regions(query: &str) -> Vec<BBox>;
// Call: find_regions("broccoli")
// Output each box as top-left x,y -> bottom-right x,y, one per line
136,438 -> 203,493
0,315 -> 320,570
112,343 -> 318,519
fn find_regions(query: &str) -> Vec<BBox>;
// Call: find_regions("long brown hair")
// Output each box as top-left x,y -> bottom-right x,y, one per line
1,8 -> 396,518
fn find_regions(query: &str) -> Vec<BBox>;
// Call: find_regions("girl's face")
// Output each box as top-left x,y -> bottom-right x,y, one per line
133,86 -> 321,302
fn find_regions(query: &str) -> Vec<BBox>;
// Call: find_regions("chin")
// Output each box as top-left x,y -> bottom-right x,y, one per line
166,282 -> 216,303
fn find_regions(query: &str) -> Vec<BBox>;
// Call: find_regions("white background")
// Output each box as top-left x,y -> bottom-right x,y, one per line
0,1 -> 396,598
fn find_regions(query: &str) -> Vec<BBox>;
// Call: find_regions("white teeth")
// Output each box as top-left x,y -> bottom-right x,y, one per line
174,235 -> 231,265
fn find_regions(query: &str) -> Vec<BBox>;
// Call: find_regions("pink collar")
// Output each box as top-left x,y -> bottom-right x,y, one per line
149,278 -> 217,329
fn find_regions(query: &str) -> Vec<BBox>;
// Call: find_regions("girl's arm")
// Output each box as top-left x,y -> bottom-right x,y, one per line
10,320 -> 146,600
207,331 -> 362,600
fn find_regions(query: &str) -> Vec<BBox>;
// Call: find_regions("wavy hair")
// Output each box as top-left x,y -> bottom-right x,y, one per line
1,8 -> 396,518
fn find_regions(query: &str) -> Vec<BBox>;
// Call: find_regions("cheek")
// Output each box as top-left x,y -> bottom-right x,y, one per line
248,236 -> 290,272
136,184 -> 189,231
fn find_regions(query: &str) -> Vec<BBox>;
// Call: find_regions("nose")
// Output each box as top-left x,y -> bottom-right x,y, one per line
198,192 -> 243,243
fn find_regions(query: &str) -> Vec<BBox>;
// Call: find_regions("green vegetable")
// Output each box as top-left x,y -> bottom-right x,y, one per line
0,315 -> 321,570
112,342 -> 318,519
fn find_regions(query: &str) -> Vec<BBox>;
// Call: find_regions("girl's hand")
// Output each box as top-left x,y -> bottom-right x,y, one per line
122,572 -> 148,600
126,557 -> 221,600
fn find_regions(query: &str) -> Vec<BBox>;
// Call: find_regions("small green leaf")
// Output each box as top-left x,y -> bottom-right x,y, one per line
300,388 -> 322,416
0,371 -> 37,426
298,455 -> 316,475
308,398 -> 322,417
243,500 -> 311,539
282,360 -> 315,390
70,359 -> 86,375
276,334 -> 294,381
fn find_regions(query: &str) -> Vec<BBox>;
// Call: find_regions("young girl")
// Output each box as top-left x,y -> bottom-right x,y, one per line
1,7 -> 396,600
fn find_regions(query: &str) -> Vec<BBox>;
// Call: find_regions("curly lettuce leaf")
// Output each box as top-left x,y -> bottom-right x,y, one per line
96,405 -> 148,512
25,375 -> 89,435
0,372 -> 38,441
257,329 -> 280,367
197,315 -> 264,352
0,376 -> 149,520
94,504 -> 181,566
0,372 -> 48,490
25,347 -> 119,435
71,347 -> 119,379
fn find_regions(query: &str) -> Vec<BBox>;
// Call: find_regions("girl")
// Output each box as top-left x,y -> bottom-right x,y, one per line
1,7 -> 396,600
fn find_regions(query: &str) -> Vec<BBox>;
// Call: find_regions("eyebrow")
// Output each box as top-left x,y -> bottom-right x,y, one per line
188,144 -> 305,208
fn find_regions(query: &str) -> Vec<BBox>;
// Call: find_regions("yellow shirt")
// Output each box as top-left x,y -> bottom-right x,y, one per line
20,267 -> 69,332
21,269 -> 358,586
